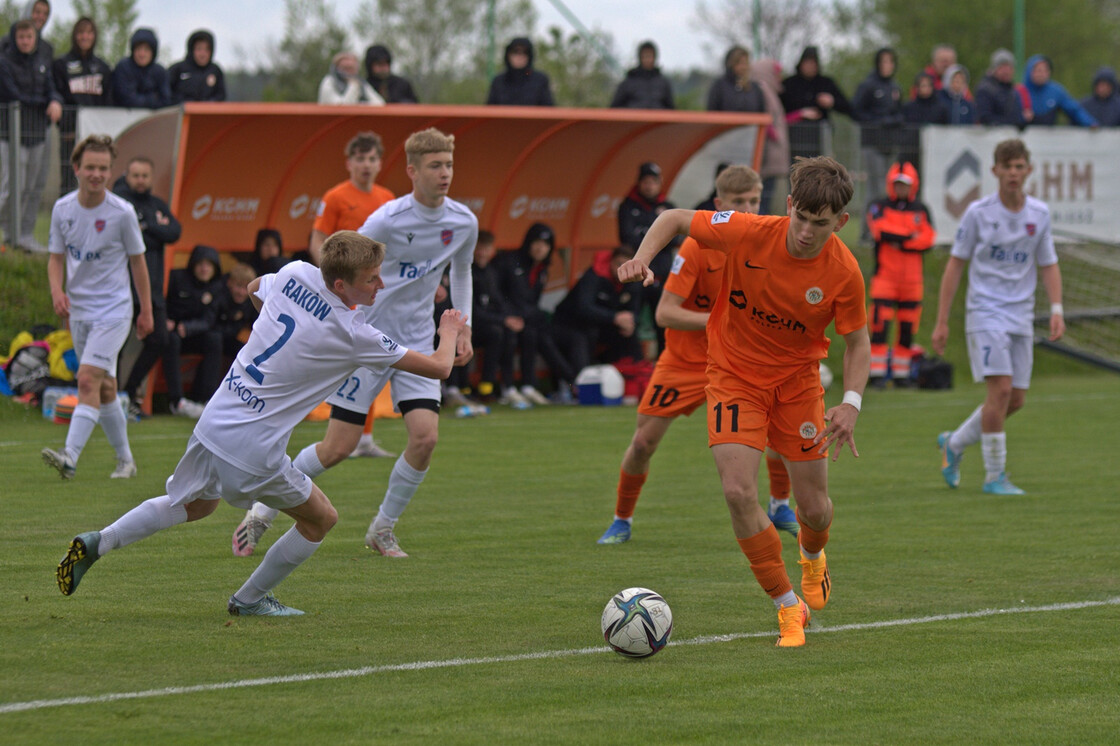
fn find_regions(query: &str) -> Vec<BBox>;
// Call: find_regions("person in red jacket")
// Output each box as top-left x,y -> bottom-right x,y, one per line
866,162 -> 935,386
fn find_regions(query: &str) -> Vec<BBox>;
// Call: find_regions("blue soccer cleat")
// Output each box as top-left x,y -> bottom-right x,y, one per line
938,431 -> 962,488
597,518 -> 632,545
768,503 -> 800,536
228,593 -> 304,617
982,472 -> 1025,496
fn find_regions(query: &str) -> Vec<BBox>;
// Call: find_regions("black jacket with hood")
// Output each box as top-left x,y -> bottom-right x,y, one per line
852,48 -> 903,125
113,174 -> 181,308
496,222 -> 555,323
51,22 -> 113,106
486,37 -> 553,106
0,21 -> 61,143
364,45 -> 418,103
166,245 -> 223,336
779,46 -> 851,122
112,28 -> 172,108
611,64 -> 674,110
168,30 -> 226,102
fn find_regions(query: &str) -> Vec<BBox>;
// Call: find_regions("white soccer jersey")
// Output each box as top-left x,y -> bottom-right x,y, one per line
358,194 -> 478,350
48,191 -> 146,321
950,193 -> 1058,336
193,261 -> 408,476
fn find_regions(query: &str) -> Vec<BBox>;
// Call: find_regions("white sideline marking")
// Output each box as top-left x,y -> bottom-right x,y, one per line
2,596 -> 1117,715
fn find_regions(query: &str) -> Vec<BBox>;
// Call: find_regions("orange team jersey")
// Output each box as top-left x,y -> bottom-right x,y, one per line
689,210 -> 866,389
313,181 -> 395,234
659,237 -> 726,369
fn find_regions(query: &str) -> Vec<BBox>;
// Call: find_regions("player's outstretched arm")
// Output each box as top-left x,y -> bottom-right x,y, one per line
931,256 -> 966,355
1039,263 -> 1065,341
817,325 -> 870,461
617,209 -> 694,286
392,309 -> 468,380
655,290 -> 708,331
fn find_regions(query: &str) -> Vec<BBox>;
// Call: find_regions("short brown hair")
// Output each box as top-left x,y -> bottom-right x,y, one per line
994,138 -> 1030,166
320,230 -> 384,287
715,165 -> 761,198
404,127 -> 454,166
13,19 -> 35,35
71,134 -> 116,166
127,155 -> 154,170
789,156 -> 854,215
228,262 -> 256,286
346,131 -> 384,159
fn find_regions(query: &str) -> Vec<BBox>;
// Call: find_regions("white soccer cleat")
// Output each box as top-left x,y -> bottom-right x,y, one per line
520,385 -> 550,406
366,527 -> 408,557
171,398 -> 205,419
349,439 -> 397,458
109,459 -> 137,479
232,511 -> 271,557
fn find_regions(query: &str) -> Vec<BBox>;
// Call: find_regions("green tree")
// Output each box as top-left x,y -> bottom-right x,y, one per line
0,0 -> 20,33
47,0 -> 141,64
350,0 -> 537,103
534,25 -> 617,108
876,0 -> 1120,101
263,0 -> 349,102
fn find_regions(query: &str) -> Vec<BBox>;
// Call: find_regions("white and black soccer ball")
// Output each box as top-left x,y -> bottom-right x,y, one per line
601,587 -> 672,658
819,362 -> 834,391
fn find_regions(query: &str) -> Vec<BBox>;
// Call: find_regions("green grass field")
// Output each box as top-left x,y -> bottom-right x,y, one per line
2,368 -> 1118,744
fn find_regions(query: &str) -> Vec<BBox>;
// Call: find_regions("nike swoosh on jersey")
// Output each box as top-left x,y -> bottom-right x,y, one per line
800,443 -> 818,453
744,259 -> 765,269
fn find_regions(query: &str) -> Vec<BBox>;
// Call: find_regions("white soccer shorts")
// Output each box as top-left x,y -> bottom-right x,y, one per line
69,317 -> 132,378
966,329 -> 1034,389
166,435 -> 312,512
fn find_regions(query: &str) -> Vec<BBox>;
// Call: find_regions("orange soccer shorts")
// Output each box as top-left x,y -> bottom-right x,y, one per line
705,361 -> 825,461
636,359 -> 707,419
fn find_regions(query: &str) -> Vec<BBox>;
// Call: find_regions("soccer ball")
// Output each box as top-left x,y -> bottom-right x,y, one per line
601,587 -> 673,658
819,362 -> 834,391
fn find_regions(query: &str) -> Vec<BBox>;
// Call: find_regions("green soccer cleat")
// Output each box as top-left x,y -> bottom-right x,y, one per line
228,593 -> 304,617
57,531 -> 101,596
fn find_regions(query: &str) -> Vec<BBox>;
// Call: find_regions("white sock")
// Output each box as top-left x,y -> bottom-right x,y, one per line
99,496 -> 188,556
799,542 -> 822,560
64,403 -> 100,463
981,432 -> 1007,482
613,515 -> 633,524
371,454 -> 427,533
293,444 -> 327,478
251,502 -> 280,524
769,497 -> 790,511
949,405 -> 984,454
773,589 -> 799,609
356,433 -> 373,447
99,401 -> 133,462
233,526 -> 320,604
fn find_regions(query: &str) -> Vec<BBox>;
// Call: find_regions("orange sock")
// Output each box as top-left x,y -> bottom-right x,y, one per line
737,525 -> 792,599
614,469 -> 647,519
362,406 -> 375,436
796,508 -> 830,555
766,455 -> 790,500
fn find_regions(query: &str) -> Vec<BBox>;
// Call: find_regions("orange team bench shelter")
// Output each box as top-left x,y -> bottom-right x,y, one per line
114,103 -> 767,409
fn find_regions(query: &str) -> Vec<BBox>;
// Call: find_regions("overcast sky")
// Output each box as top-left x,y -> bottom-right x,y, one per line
45,0 -> 716,72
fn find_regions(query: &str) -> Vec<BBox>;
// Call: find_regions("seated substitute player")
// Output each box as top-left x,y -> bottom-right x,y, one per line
232,127 -> 477,560
618,156 -> 870,648
932,138 -> 1064,495
597,165 -> 799,544
55,231 -> 468,616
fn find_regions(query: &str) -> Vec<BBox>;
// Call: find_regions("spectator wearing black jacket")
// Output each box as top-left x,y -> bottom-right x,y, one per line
780,46 -> 851,161
165,245 -> 224,406
707,46 -> 766,114
496,222 -> 576,402
52,16 -> 112,196
0,0 -> 52,61
552,247 -> 643,376
611,41 -> 674,110
901,71 -> 949,165
364,44 -> 418,103
974,49 -> 1026,126
487,37 -> 553,106
465,231 -> 525,406
112,27 -> 172,108
246,228 -> 288,276
1081,67 -> 1120,127
0,18 -> 61,252
215,262 -> 258,357
618,161 -> 679,354
169,29 -> 226,103
113,157 -> 184,417
853,47 -> 904,242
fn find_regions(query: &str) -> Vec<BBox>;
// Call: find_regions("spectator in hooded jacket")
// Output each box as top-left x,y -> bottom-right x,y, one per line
52,16 -> 111,106
247,228 -> 288,276
611,41 -> 674,110
112,28 -> 172,108
939,64 -> 975,125
904,72 -> 950,125
707,46 -> 766,114
1022,55 -> 1097,127
169,29 -> 226,102
853,48 -> 903,242
318,51 -> 384,105
0,18 -> 62,252
112,156 -> 183,418
0,0 -> 52,61
781,46 -> 851,163
974,49 -> 1026,126
165,244 -> 225,405
486,37 -> 553,106
1080,67 -> 1120,127
364,44 -> 418,103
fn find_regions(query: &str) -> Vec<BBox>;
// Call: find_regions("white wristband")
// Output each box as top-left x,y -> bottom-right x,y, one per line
1050,303 -> 1063,316
842,391 -> 862,412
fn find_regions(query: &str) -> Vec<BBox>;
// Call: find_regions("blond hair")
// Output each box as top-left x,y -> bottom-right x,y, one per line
404,127 -> 455,166
228,262 -> 256,287
71,134 -> 116,166
715,165 -> 762,198
319,230 -> 384,286
789,156 -> 854,215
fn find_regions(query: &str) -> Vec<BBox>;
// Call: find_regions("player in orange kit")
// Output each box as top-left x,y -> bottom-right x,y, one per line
618,156 -> 870,648
865,161 -> 935,386
597,165 -> 799,545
